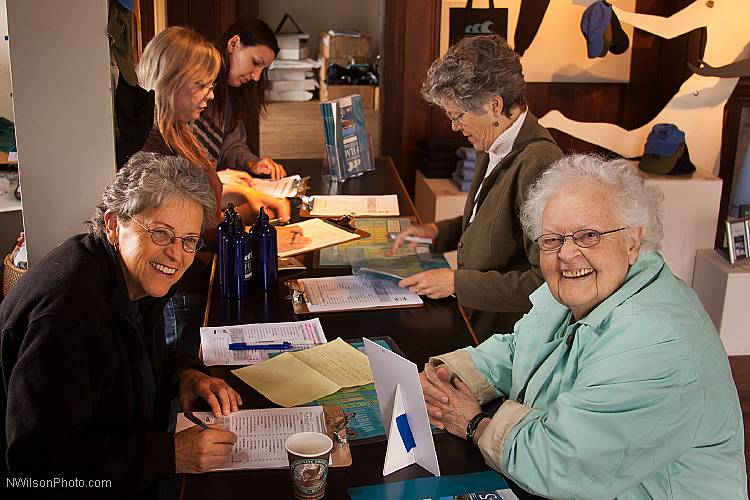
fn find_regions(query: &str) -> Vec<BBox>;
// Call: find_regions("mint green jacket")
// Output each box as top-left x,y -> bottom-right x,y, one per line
434,253 -> 746,499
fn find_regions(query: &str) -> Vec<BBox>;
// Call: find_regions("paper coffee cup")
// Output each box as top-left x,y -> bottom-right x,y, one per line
285,432 -> 333,500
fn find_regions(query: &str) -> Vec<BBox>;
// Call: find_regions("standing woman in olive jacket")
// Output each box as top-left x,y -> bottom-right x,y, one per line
389,35 -> 563,341
0,153 -> 240,498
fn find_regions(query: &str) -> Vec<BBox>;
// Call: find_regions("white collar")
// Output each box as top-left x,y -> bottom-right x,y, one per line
487,108 -> 528,166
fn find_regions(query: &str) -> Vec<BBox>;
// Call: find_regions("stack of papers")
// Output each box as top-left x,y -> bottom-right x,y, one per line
200,318 -> 326,366
252,174 -> 302,198
310,195 -> 400,217
232,338 -> 373,407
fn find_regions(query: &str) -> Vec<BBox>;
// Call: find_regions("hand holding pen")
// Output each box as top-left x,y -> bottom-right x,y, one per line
175,412 -> 237,473
386,223 -> 439,255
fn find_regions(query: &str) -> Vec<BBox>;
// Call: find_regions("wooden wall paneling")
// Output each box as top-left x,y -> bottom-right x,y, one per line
138,0 -> 155,48
381,0 -> 407,177
546,84 -> 576,153
525,83 -> 550,118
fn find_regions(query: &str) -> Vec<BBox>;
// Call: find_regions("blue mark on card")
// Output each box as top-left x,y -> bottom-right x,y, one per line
396,413 -> 415,451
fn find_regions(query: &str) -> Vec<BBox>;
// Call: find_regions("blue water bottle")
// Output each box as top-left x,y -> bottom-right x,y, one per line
249,207 -> 278,292
217,203 -> 235,290
226,215 -> 251,299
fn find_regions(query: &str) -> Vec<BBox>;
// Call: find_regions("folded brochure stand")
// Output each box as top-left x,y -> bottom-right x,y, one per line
363,338 -> 440,476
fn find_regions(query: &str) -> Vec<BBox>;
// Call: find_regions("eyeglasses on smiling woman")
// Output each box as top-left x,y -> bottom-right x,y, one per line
536,227 -> 628,252
130,217 -> 204,253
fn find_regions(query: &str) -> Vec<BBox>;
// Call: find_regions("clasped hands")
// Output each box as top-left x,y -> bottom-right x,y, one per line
420,363 -> 481,440
387,223 -> 455,298
174,368 -> 241,473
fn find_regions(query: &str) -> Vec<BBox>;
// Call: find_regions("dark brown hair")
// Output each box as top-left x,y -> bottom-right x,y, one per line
205,18 -> 280,132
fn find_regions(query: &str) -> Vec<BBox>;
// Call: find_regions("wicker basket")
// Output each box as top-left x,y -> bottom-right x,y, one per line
3,247 -> 26,297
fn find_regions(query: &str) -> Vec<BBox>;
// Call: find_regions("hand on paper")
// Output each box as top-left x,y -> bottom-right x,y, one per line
178,368 -> 242,417
399,268 -> 455,298
222,185 -> 291,221
420,363 -> 481,439
386,223 -> 438,255
218,168 -> 254,187
250,157 -> 286,180
174,423 -> 237,473
277,225 -> 311,252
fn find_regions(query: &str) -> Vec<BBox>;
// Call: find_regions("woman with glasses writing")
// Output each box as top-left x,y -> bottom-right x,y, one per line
419,155 -> 745,499
389,35 -> 562,342
1,153 -> 242,497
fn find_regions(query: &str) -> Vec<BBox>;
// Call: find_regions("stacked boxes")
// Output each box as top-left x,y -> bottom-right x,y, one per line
318,31 -> 378,109
268,33 -> 318,102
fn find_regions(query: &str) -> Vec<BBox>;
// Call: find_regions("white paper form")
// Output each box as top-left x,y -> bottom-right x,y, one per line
252,175 -> 301,198
200,318 -> 327,366
278,218 -> 360,257
310,195 -> 400,217
299,275 -> 422,313
175,407 -> 326,470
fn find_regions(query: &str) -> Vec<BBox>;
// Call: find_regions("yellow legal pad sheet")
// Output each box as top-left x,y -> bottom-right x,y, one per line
231,337 -> 373,407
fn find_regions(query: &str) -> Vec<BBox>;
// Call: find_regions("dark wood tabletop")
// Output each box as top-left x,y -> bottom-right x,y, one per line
181,157 -> 490,500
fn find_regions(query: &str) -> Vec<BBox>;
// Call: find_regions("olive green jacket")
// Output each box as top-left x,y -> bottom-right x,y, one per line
436,113 -> 562,341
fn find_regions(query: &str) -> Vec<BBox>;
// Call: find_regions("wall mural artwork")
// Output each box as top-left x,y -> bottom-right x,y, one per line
540,0 -> 750,174
440,0 -> 637,83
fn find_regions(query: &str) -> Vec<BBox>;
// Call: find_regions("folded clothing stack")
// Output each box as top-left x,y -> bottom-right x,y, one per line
452,147 -> 477,192
416,138 -> 467,178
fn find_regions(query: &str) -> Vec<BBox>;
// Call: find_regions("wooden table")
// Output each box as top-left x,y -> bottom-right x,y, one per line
181,157 -> 490,499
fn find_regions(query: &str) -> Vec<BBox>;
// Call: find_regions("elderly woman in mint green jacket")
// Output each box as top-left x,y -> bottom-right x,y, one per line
420,154 -> 746,499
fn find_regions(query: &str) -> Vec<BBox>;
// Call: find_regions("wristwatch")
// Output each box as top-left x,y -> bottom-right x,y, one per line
465,411 -> 491,442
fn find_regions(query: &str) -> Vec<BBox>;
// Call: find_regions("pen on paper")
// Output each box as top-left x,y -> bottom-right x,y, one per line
387,234 -> 434,245
184,412 -> 236,445
228,342 -> 294,351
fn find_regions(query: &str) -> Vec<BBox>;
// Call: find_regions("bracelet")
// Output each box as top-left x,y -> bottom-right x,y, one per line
465,411 -> 491,442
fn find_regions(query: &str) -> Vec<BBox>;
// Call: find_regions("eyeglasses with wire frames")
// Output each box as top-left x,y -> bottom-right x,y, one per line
129,217 -> 204,253
535,227 -> 628,252
195,80 -> 216,94
445,110 -> 467,125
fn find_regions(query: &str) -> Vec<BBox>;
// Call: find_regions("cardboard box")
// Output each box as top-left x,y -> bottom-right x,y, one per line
320,83 -> 379,109
319,31 -> 371,58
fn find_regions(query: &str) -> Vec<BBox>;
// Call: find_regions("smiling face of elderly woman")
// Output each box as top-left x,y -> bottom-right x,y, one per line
539,182 -> 643,320
104,197 -> 204,300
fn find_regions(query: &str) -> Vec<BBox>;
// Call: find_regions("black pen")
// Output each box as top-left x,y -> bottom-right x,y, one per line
184,411 -> 210,430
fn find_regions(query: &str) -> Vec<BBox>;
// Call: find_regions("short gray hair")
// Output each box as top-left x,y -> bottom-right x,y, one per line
88,152 -> 216,237
421,35 -> 526,117
520,154 -> 664,255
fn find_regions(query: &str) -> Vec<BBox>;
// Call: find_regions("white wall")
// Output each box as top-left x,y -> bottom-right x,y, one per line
0,1 -> 13,120
259,0 -> 383,57
6,0 -> 116,264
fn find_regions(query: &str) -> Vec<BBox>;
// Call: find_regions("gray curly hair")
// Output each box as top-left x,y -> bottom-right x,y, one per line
520,154 -> 664,255
87,152 -> 216,237
420,35 -> 526,117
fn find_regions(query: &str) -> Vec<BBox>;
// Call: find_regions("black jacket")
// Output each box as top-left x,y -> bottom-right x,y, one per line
0,234 -> 205,498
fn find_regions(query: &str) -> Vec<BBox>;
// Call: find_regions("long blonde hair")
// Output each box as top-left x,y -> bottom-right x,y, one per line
137,26 -> 220,170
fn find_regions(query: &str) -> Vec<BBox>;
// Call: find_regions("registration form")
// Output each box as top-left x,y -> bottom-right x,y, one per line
200,318 -> 326,366
309,195 -> 400,217
176,407 -> 326,470
252,175 -> 302,198
299,274 -> 422,313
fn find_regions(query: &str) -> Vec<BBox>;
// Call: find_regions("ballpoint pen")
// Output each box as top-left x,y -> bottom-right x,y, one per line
183,411 -> 210,430
228,341 -> 294,350
387,234 -> 435,245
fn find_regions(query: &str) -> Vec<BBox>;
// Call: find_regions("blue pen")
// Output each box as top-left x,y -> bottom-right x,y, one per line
228,342 -> 293,350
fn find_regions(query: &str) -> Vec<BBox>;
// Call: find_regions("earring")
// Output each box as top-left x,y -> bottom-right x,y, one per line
493,121 -> 500,127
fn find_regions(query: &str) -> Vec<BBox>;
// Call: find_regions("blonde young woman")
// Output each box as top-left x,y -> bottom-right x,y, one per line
136,26 -> 293,222
136,27 -> 307,355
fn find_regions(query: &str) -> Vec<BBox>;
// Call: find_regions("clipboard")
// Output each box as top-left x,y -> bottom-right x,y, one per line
285,276 -> 423,315
279,217 -> 371,258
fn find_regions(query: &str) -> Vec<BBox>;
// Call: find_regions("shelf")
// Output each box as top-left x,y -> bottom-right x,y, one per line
0,180 -> 21,213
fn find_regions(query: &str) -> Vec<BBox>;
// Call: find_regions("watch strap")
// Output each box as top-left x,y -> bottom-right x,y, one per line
465,411 -> 491,442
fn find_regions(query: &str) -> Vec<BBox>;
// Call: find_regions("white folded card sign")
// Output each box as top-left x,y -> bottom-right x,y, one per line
363,338 -> 440,477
